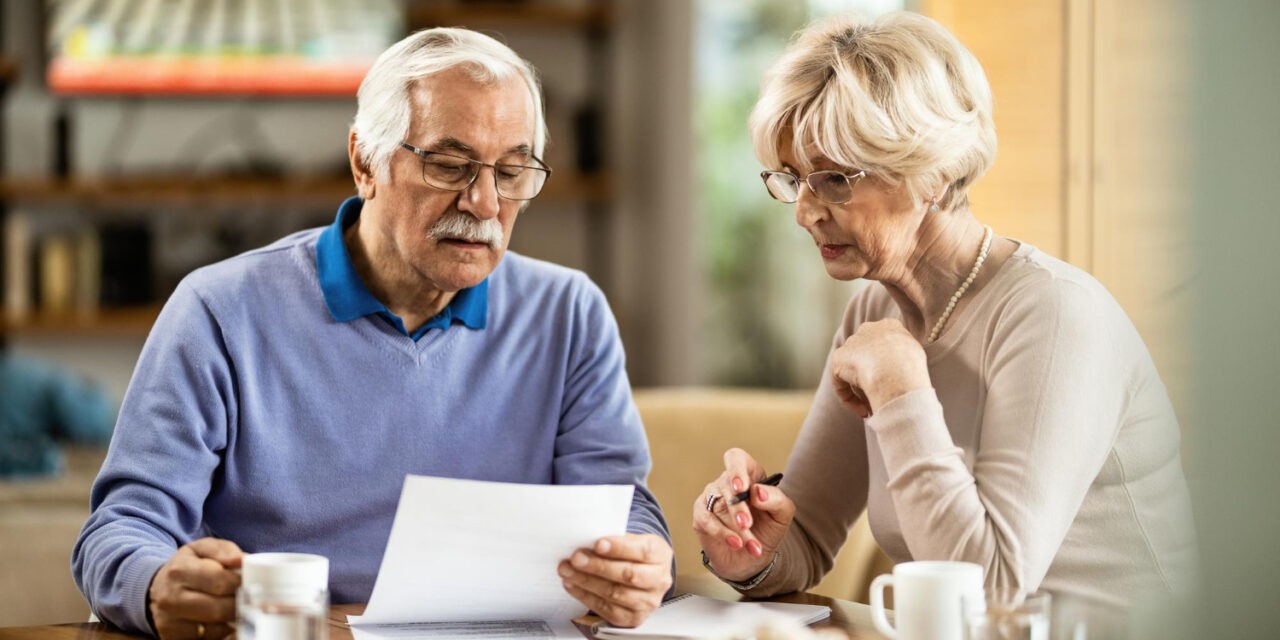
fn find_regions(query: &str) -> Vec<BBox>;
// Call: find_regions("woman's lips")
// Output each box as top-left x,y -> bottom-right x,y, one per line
820,244 -> 848,259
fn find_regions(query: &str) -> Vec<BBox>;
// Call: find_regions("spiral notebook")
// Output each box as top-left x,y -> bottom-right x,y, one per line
591,593 -> 831,640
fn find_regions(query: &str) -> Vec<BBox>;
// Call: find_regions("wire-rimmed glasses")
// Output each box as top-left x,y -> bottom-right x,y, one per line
400,142 -> 552,201
760,168 -> 870,205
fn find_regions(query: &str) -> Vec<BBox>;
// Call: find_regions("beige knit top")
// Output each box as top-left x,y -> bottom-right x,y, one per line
741,244 -> 1198,611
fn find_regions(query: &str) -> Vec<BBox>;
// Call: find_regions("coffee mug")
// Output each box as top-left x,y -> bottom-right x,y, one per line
238,553 -> 330,640
870,561 -> 985,640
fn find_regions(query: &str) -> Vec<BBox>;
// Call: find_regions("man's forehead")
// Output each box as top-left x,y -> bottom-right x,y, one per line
407,74 -> 536,153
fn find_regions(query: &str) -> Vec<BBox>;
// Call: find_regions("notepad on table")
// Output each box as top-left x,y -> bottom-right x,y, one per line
592,592 -> 831,640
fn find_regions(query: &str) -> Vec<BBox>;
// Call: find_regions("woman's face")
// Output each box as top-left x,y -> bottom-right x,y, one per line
776,144 -> 926,282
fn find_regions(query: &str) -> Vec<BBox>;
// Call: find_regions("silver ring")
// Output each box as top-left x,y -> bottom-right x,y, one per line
705,493 -> 721,513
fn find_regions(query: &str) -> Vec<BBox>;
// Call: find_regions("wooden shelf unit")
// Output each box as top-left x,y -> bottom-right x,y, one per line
2,304 -> 162,338
409,2 -> 614,31
0,172 -> 612,209
1,3 -> 618,339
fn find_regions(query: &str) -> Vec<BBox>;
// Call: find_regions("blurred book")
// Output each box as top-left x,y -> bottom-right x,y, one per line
98,222 -> 152,307
38,234 -> 76,315
3,211 -> 34,324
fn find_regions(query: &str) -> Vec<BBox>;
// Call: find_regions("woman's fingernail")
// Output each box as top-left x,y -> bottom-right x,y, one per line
596,539 -> 612,554
757,485 -> 768,501
558,564 -> 573,578
732,478 -> 743,492
735,512 -> 750,529
572,553 -> 588,568
727,535 -> 743,549
747,541 -> 763,557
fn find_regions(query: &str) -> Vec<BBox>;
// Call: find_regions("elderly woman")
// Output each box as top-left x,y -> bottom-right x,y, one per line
692,11 -> 1197,612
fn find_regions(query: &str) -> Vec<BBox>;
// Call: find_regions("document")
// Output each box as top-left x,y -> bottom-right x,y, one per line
591,593 -> 831,640
348,474 -> 634,637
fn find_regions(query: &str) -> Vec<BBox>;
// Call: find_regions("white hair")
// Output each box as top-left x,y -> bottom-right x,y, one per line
749,11 -> 996,211
352,28 -> 548,181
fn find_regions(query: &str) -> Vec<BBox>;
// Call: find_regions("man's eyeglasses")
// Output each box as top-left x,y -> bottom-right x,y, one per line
760,169 -> 870,205
400,142 -> 552,201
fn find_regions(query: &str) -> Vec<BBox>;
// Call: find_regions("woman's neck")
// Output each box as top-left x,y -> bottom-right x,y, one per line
879,210 -> 1008,343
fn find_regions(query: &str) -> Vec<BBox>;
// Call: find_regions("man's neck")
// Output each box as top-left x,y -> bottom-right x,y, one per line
343,218 -> 456,332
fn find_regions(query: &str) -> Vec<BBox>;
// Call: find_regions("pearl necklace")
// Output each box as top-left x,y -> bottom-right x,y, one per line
927,225 -> 993,344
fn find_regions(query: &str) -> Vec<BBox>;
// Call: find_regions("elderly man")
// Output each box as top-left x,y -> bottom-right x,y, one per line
73,28 -> 672,639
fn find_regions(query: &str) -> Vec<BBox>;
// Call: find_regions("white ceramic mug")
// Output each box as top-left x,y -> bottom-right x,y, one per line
870,561 -> 985,640
238,553 -> 330,640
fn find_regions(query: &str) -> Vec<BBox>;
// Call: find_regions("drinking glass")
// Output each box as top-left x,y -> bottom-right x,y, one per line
237,582 -> 328,640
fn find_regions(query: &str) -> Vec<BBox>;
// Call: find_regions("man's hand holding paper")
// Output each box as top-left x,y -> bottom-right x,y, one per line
559,533 -> 674,627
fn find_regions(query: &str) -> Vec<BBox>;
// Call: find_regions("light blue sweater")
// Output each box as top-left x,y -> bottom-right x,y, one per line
72,199 -> 669,635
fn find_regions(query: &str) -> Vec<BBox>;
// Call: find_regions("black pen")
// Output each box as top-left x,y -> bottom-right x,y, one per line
727,472 -> 784,506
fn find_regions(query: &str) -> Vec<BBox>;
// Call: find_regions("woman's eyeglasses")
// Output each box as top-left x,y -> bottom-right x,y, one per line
760,169 -> 869,205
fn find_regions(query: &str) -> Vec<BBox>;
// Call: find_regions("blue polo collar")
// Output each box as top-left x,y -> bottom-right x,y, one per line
316,196 -> 488,340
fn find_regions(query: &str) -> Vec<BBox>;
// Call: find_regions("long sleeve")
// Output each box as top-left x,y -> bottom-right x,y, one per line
553,274 -> 671,545
71,280 -> 234,635
866,278 -> 1125,593
738,341 -> 872,597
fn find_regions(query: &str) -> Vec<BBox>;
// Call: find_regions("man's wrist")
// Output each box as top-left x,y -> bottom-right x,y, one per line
700,549 -> 779,591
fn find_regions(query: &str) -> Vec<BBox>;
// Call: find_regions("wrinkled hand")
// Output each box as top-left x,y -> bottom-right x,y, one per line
559,533 -> 673,627
148,538 -> 243,639
830,318 -> 931,418
692,448 -> 795,583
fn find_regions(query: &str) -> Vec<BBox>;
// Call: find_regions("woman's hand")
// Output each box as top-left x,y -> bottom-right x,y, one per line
830,318 -> 931,418
692,448 -> 795,583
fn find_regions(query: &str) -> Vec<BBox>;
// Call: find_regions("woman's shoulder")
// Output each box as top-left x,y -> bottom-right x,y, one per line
980,242 -> 1137,344
987,243 -> 1115,310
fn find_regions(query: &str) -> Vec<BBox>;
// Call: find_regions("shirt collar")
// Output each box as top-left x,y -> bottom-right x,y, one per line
316,196 -> 488,334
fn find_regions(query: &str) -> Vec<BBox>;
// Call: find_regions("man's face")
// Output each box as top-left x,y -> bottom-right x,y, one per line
359,68 -> 537,292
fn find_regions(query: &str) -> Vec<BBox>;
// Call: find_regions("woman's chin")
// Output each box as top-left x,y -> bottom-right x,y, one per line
822,260 -> 868,282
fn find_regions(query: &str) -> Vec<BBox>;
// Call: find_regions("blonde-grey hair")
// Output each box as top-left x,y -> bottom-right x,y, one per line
352,28 -> 547,182
749,11 -> 996,211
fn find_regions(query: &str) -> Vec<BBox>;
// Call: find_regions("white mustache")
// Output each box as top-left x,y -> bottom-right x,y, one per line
427,212 -> 504,248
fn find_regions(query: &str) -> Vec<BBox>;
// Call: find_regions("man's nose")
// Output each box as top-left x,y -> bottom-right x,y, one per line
458,167 -> 502,219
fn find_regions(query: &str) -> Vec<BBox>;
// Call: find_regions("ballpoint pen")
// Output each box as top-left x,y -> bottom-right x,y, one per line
727,472 -> 783,506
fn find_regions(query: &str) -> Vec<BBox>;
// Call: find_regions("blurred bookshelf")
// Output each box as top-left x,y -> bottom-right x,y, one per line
2,0 -> 618,338
0,172 -> 611,208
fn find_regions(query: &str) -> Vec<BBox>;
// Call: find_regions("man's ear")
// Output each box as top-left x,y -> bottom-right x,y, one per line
348,130 -> 376,200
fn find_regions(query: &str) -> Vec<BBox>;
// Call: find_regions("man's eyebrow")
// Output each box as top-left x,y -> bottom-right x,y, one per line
429,137 -> 474,154
426,139 -> 533,158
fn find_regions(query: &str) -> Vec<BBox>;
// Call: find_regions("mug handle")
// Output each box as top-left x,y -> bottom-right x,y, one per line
869,573 -> 897,640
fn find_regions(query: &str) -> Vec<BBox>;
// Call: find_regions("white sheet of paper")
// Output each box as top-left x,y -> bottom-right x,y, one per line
348,474 -> 633,626
591,593 -> 831,639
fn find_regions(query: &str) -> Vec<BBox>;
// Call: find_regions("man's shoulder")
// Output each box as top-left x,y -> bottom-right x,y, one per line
184,227 -> 323,290
493,251 -> 598,298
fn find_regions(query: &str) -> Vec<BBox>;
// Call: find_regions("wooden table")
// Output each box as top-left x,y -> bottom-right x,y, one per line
0,573 -> 885,639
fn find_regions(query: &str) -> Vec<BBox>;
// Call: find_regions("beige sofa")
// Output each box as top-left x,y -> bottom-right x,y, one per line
0,447 -> 101,626
636,387 -> 893,602
0,388 -> 892,627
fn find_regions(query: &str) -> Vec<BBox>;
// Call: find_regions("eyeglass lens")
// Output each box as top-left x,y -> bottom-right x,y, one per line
421,153 -> 548,200
763,171 -> 858,204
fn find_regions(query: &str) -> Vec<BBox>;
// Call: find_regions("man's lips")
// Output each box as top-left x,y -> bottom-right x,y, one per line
438,237 -> 490,249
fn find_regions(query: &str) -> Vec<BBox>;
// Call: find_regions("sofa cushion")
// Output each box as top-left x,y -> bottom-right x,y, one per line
635,387 -> 892,602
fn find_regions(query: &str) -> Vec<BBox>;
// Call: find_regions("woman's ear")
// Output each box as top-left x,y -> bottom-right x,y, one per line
348,131 -> 376,200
